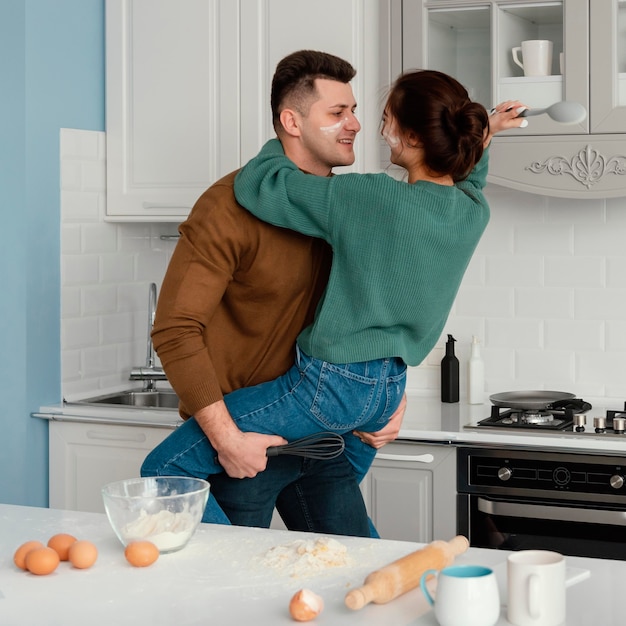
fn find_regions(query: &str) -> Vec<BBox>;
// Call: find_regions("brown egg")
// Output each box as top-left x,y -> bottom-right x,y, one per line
13,540 -> 45,570
124,541 -> 159,567
68,540 -> 98,569
24,547 -> 60,575
47,533 -> 77,561
289,588 -> 324,622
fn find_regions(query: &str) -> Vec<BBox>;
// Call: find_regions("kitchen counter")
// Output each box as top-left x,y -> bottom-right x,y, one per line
36,398 -> 182,429
36,391 -> 626,455
1,503 -> 623,625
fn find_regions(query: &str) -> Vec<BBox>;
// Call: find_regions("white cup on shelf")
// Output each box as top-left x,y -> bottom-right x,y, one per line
512,40 -> 553,76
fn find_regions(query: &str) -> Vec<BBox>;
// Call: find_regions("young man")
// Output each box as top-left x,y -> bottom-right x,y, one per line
142,50 -> 404,535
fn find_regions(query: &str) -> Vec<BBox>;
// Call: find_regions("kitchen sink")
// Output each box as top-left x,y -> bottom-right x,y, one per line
70,389 -> 179,410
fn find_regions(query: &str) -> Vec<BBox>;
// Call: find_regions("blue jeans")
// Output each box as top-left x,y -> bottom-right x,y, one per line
209,453 -> 372,537
142,349 -> 406,529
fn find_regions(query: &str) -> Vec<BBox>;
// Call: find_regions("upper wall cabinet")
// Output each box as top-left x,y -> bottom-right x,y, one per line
106,0 -> 241,221
106,0 -> 382,221
399,0 -> 626,199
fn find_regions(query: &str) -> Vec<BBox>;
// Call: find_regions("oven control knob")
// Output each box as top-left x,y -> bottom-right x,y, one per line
574,413 -> 586,432
610,474 -> 624,489
594,416 -> 606,433
553,467 -> 571,485
497,467 -> 513,481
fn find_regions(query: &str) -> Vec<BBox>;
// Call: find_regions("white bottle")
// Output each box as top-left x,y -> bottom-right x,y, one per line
468,336 -> 485,404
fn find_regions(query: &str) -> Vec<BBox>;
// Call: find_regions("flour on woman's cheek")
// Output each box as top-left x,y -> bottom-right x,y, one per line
382,128 -> 401,148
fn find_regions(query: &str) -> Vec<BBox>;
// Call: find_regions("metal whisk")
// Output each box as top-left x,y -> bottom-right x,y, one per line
266,432 -> 345,460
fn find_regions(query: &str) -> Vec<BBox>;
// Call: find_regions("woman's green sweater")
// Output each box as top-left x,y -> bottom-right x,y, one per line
234,139 -> 490,366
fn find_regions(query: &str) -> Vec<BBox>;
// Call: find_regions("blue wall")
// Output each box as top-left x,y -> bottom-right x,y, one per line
0,0 -> 104,505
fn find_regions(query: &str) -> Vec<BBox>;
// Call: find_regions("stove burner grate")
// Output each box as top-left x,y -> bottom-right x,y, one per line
477,405 -> 576,430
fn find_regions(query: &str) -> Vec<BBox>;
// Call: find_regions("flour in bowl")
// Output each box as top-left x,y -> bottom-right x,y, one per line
260,537 -> 353,577
122,509 -> 195,551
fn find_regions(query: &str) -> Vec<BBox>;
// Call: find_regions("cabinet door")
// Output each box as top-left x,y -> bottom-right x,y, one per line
367,458 -> 433,542
365,442 -> 456,543
403,0 -> 588,137
590,0 -> 626,132
106,0 -> 240,221
49,421 -> 172,513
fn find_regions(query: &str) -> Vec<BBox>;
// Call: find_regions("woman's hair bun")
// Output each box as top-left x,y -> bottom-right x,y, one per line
385,69 -> 489,181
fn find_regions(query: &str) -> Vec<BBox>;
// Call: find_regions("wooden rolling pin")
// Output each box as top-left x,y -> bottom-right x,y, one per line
344,535 -> 469,610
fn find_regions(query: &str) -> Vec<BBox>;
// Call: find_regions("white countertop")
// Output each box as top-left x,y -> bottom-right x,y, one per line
1,503 -> 623,625
36,398 -> 182,429
36,391 -> 626,455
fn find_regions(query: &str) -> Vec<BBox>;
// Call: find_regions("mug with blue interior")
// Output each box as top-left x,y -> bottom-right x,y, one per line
420,564 -> 500,626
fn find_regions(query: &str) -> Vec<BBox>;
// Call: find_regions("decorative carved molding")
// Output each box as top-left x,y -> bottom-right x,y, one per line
526,144 -> 626,188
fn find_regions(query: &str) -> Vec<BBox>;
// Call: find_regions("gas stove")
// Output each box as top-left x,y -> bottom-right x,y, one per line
474,401 -> 626,436
477,399 -> 591,431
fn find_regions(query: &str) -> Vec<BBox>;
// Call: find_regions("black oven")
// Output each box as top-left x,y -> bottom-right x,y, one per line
457,446 -> 626,560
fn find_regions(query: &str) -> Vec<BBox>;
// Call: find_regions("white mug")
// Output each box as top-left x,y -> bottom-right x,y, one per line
507,550 -> 565,626
512,40 -> 553,76
420,564 -> 500,626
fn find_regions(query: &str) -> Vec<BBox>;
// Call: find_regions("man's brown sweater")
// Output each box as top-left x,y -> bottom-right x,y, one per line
151,170 -> 331,419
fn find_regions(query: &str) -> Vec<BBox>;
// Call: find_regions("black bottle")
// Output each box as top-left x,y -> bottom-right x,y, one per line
441,334 -> 459,403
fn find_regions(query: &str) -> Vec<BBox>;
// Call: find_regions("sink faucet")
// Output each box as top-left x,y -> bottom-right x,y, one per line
146,282 -> 157,371
129,282 -> 168,391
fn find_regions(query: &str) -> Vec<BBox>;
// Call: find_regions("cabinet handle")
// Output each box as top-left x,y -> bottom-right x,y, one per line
142,202 -> 191,210
86,430 -> 147,443
375,453 -> 435,464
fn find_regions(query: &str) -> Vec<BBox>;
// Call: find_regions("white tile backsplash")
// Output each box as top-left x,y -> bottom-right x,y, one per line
545,256 -> 605,288
60,129 -> 178,399
486,255 -> 544,287
60,129 -> 626,404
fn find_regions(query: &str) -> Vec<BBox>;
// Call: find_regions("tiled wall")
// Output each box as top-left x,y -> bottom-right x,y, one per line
60,129 -> 626,403
60,129 -> 178,399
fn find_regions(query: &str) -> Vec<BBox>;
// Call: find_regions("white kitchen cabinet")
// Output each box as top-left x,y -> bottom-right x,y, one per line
394,0 -> 626,198
362,441 -> 457,543
105,0 -> 382,221
48,420 -> 172,513
105,0 -> 240,221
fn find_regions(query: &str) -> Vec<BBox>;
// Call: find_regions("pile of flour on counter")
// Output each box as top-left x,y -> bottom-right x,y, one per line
122,509 -> 195,551
260,537 -> 353,578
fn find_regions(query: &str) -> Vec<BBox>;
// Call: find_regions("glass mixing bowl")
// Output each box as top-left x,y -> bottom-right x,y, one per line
102,476 -> 210,553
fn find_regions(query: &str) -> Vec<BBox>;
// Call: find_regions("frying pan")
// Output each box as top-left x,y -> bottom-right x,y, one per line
490,390 -> 576,411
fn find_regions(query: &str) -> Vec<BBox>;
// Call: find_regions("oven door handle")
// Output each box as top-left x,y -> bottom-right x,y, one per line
477,497 -> 626,526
